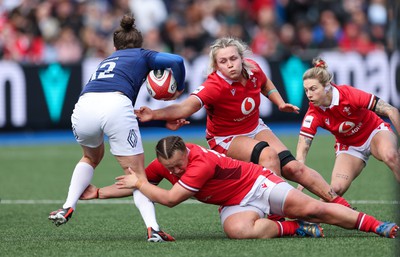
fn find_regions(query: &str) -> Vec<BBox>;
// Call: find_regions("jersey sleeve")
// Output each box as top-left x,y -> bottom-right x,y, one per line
152,52 -> 186,91
299,107 -> 321,139
191,76 -> 222,107
343,85 -> 377,110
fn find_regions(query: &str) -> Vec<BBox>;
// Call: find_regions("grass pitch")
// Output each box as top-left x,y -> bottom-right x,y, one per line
0,133 -> 399,257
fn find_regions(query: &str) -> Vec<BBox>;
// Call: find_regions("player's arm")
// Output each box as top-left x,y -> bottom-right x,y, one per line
374,98 -> 400,136
115,171 -> 195,207
261,79 -> 300,114
80,184 -> 133,200
135,95 -> 202,122
296,135 -> 313,164
153,52 -> 186,91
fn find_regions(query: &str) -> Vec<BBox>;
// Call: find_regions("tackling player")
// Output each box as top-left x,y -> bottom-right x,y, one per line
134,37 -> 352,217
296,57 -> 400,196
83,136 -> 398,239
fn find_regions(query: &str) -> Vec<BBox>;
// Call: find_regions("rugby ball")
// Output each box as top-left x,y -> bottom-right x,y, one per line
145,69 -> 177,100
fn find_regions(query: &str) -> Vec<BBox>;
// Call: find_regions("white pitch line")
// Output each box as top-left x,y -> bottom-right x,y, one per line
0,199 -> 399,205
0,199 -> 202,204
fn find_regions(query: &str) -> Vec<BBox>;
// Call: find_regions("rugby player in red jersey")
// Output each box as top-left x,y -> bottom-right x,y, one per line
297,58 -> 400,195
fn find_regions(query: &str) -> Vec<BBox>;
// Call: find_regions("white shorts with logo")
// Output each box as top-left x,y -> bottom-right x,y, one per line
71,92 -> 143,156
207,119 -> 271,153
335,122 -> 390,163
219,175 -> 294,225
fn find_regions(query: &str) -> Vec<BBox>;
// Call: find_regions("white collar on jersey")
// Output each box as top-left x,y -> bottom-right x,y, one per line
216,68 -> 254,85
319,86 -> 339,111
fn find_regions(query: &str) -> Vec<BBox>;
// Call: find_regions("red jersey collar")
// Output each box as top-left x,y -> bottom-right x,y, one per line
215,68 -> 254,86
319,85 -> 339,111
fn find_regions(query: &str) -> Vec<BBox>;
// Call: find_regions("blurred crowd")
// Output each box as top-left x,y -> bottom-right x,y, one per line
0,0 -> 398,64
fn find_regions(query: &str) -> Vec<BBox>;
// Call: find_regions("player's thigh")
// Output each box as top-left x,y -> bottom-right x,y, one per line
227,136 -> 262,162
104,100 -> 144,157
71,99 -> 104,148
254,129 -> 288,153
282,188 -> 322,219
331,154 -> 365,194
370,130 -> 398,161
115,153 -> 146,179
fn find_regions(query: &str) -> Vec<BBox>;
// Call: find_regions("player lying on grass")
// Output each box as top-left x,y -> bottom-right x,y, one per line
81,136 -> 398,239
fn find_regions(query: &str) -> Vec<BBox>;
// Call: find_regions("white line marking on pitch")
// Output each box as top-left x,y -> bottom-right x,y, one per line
0,199 -> 399,205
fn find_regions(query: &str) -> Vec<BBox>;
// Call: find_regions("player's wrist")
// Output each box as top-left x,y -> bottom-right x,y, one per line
96,188 -> 100,199
135,179 -> 146,190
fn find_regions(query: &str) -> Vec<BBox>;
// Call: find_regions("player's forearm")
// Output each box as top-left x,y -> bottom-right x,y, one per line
99,184 -> 133,199
138,182 -> 181,207
153,104 -> 185,120
387,108 -> 400,136
375,100 -> 400,135
268,93 -> 286,108
296,136 -> 312,163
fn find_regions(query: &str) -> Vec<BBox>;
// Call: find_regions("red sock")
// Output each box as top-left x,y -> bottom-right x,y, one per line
355,212 -> 381,232
331,196 -> 352,208
275,221 -> 299,237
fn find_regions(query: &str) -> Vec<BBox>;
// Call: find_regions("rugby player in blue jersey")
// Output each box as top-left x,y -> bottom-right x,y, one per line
48,13 -> 186,242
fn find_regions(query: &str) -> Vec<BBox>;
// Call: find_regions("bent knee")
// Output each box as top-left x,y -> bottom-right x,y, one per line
380,149 -> 400,166
259,148 -> 280,173
224,221 -> 251,239
281,161 -> 305,179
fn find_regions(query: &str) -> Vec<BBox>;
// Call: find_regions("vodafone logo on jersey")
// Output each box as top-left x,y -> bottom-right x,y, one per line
338,121 -> 355,133
241,97 -> 255,115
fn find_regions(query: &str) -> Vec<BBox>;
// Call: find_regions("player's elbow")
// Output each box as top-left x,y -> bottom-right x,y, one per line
163,199 -> 180,208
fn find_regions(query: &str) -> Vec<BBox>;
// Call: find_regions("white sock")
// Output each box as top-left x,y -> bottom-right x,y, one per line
133,190 -> 159,231
63,162 -> 94,210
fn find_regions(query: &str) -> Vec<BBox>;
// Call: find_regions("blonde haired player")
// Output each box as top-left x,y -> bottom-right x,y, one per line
297,57 -> 400,197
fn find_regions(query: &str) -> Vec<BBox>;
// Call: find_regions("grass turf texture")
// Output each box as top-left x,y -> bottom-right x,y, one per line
0,134 -> 399,257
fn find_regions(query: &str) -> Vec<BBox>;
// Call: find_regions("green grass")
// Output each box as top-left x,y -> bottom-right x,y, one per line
0,135 -> 399,257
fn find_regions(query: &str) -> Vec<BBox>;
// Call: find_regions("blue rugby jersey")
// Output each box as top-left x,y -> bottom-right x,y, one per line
81,48 -> 185,103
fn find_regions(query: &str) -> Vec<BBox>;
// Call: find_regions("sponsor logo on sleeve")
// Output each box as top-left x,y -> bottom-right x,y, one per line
302,115 -> 314,128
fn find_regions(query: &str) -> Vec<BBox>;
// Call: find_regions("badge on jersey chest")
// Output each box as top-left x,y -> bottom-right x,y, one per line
251,77 -> 257,87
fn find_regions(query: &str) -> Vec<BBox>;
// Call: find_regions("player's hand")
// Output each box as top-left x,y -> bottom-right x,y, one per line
80,184 -> 99,200
134,106 -> 153,122
278,103 -> 300,114
166,119 -> 190,131
115,167 -> 139,189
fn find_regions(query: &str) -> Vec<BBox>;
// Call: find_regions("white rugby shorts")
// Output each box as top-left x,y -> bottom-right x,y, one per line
207,119 -> 271,153
335,122 -> 390,162
219,175 -> 293,225
71,92 -> 144,156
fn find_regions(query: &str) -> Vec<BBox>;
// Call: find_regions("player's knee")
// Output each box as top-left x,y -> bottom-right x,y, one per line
260,150 -> 280,173
223,220 -> 251,239
330,183 -> 347,196
381,148 -> 400,167
278,151 -> 300,178
250,141 -> 270,164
